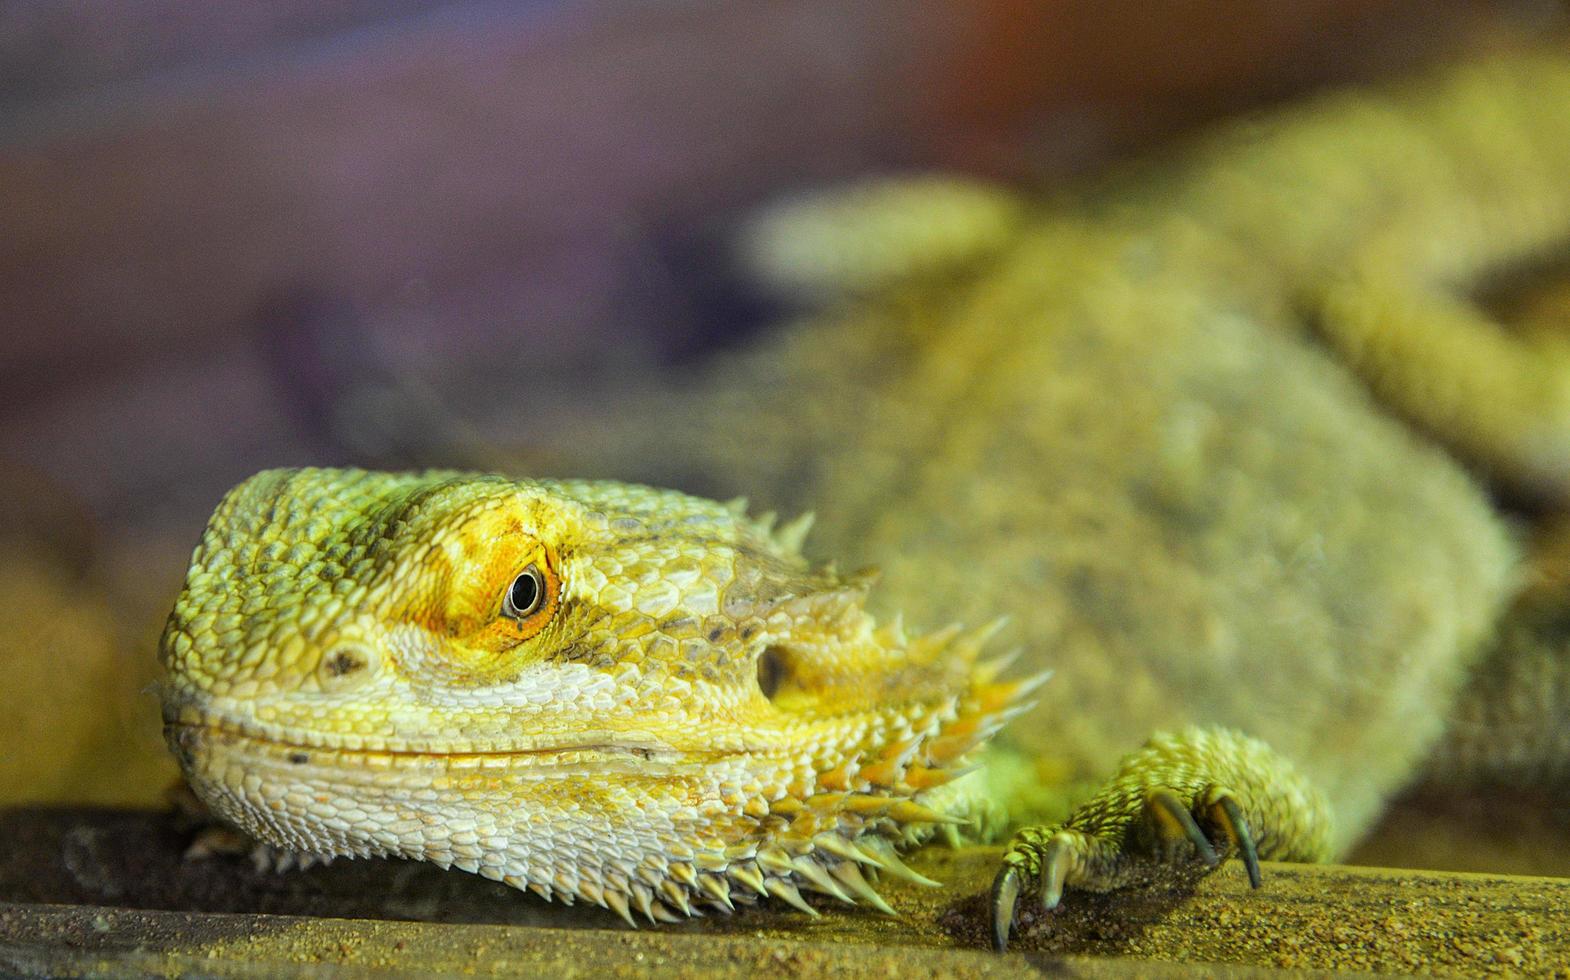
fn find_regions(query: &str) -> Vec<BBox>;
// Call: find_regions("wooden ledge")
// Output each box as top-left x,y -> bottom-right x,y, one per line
2,806 -> 1566,975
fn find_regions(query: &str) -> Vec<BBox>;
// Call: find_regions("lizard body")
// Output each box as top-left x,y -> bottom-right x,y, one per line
162,46 -> 1570,946
566,46 -> 1570,833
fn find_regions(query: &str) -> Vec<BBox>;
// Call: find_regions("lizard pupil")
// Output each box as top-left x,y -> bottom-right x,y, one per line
504,565 -> 545,619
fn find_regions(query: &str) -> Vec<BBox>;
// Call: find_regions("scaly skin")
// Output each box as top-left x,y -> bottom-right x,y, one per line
519,46 -> 1570,941
162,46 -> 1570,947
160,467 -> 1044,922
162,466 -> 1331,933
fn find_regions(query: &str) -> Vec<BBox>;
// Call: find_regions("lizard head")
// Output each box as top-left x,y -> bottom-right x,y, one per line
160,467 -> 1038,921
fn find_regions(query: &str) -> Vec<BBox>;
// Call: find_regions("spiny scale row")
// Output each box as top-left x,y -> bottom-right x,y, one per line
548,831 -> 943,927
543,612 -> 1045,926
725,498 -> 818,560
616,655 -> 1042,923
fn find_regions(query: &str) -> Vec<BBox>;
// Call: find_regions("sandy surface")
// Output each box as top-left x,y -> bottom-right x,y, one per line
2,807 -> 1568,975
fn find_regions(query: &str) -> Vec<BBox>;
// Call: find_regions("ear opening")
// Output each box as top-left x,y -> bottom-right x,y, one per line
756,646 -> 789,701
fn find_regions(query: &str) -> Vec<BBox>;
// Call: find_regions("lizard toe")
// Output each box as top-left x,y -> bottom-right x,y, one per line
985,727 -> 1329,951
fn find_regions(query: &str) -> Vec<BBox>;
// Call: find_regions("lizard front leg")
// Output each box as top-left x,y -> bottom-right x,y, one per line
736,176 -> 1026,302
990,726 -> 1332,951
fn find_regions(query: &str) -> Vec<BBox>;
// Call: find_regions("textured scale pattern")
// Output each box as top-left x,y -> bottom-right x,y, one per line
505,46 -> 1570,944
1008,727 -> 1330,892
161,468 -> 1042,922
159,45 -> 1570,947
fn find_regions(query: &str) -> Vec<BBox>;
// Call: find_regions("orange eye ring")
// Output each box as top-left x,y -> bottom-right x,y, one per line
499,555 -> 560,637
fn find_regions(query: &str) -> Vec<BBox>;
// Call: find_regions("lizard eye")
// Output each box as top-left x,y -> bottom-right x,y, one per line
502,564 -> 547,620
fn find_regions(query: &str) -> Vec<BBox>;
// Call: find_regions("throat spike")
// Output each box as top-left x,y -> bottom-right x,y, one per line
813,833 -> 882,867
649,901 -> 684,924
728,862 -> 770,897
630,882 -> 658,922
792,856 -> 854,904
832,861 -> 898,916
765,877 -> 820,917
698,873 -> 735,911
659,879 -> 693,916
605,889 -> 637,928
857,839 -> 942,888
757,846 -> 794,875
886,799 -> 966,825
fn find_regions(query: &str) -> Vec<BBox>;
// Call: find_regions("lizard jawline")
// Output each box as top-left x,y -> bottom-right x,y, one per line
165,720 -> 687,770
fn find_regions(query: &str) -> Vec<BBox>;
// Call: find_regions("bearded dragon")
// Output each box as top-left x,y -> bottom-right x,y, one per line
161,46 -> 1570,951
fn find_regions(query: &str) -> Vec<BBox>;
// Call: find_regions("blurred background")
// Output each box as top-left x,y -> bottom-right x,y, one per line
0,0 -> 1560,860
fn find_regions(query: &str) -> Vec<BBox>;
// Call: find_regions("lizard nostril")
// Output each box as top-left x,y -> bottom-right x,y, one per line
317,643 -> 377,690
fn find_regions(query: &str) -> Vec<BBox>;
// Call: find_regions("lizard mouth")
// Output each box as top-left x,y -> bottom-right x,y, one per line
162,709 -> 685,768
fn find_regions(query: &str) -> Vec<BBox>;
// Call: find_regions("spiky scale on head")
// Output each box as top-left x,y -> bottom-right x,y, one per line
160,467 -> 1035,921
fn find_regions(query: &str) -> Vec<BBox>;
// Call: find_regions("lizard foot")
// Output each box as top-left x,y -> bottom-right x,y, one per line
988,726 -> 1331,951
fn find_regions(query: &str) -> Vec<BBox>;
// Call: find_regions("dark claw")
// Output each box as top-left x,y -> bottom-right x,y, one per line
990,831 -> 1075,952
1146,788 -> 1219,866
990,773 -> 1277,953
1039,833 -> 1070,910
990,863 -> 1023,951
1209,791 -> 1263,889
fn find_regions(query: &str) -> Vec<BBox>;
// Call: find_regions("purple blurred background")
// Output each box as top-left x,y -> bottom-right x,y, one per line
2,0 -> 1515,533
0,0 -> 1545,811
